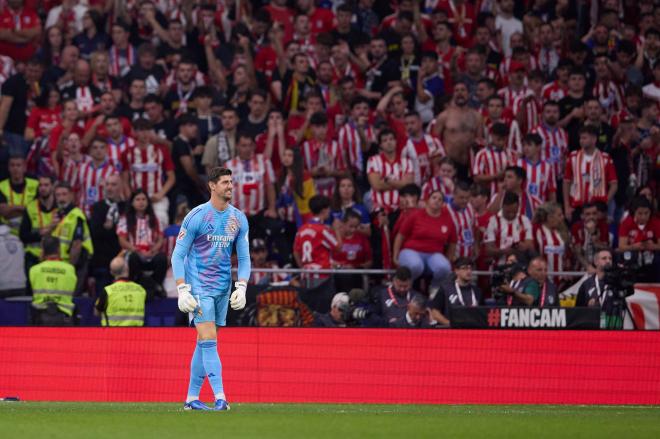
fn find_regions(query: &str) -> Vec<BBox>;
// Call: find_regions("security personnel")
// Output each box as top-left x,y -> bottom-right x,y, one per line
0,156 -> 38,236
19,175 -> 58,270
52,182 -> 93,292
96,256 -> 146,327
30,236 -> 77,325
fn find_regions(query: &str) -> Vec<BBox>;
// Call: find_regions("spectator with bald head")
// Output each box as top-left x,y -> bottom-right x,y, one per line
95,255 -> 146,327
60,59 -> 101,114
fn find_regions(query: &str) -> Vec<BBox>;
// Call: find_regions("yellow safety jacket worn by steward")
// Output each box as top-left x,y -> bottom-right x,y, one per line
30,258 -> 77,316
102,280 -> 146,327
52,205 -> 94,261
23,199 -> 56,259
0,178 -> 38,235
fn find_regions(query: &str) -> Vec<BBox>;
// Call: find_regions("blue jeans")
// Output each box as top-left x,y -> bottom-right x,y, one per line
398,249 -> 452,288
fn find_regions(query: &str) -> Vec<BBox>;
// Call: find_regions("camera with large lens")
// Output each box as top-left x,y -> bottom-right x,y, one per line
338,288 -> 372,324
602,259 -> 639,299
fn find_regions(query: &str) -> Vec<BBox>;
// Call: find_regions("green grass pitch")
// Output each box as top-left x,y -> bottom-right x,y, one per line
1,402 -> 659,438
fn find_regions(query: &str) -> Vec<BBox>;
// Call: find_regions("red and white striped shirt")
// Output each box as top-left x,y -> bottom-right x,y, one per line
121,143 -> 175,197
513,93 -> 541,135
301,139 -> 345,198
421,176 -> 454,203
472,146 -> 515,195
498,85 -> 533,110
592,80 -> 623,117
515,157 -> 556,201
78,159 -> 120,216
447,203 -> 476,258
484,212 -> 533,265
366,153 -> 414,212
226,154 -> 276,216
107,135 -> 135,163
401,134 -> 446,185
116,215 -> 161,253
73,86 -> 97,114
564,149 -> 617,208
531,123 -> 569,178
541,80 -> 567,103
59,154 -> 92,196
337,122 -> 376,174
484,117 -> 523,156
534,224 -> 566,281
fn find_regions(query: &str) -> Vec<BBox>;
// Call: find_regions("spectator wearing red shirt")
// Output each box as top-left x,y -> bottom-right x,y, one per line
25,83 -> 61,142
117,189 -> 167,293
333,209 -> 372,269
48,99 -> 86,153
333,209 -> 372,292
293,195 -> 340,287
120,118 -> 176,228
563,125 -> 618,222
393,189 -> 457,291
618,196 -> 660,282
296,0 -> 334,36
0,0 -> 42,62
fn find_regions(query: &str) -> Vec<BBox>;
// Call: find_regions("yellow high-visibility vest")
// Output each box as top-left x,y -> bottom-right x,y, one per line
0,178 -> 38,235
102,281 -> 146,327
52,207 -> 94,261
30,259 -> 77,316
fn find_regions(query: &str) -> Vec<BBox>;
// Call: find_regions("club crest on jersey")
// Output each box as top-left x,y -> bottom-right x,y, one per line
177,228 -> 186,241
226,217 -> 238,235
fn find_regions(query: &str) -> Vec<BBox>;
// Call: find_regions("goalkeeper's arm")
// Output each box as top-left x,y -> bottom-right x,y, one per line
172,215 -> 198,313
230,213 -> 251,310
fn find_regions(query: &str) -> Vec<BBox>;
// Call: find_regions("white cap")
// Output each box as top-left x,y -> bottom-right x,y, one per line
331,293 -> 349,309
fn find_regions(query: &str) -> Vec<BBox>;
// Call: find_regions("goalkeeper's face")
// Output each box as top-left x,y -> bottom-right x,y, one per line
212,175 -> 233,201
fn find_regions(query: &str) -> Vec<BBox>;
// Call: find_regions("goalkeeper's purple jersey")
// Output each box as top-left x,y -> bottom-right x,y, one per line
171,201 -> 251,296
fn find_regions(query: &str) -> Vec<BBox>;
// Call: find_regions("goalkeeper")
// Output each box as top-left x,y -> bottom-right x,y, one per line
171,167 -> 251,411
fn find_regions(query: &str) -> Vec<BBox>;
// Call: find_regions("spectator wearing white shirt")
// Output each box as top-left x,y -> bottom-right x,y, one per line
46,0 -> 88,37
495,0 -> 522,57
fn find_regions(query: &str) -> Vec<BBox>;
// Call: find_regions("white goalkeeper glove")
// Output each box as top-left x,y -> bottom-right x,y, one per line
230,281 -> 247,310
177,283 -> 198,313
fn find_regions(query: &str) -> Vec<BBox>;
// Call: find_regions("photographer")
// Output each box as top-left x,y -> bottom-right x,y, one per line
315,289 -> 382,328
576,247 -> 629,328
374,266 -> 422,326
430,257 -> 483,326
390,294 -> 433,329
314,293 -> 349,328
494,253 -> 530,305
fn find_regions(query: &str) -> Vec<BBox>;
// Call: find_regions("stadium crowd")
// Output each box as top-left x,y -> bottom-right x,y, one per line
0,0 -> 658,327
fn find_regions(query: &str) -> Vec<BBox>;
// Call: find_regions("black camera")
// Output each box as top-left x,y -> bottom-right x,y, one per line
491,263 -> 520,289
338,288 -> 372,324
602,259 -> 639,299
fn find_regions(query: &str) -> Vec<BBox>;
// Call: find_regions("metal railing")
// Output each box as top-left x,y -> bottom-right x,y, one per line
233,267 -> 587,277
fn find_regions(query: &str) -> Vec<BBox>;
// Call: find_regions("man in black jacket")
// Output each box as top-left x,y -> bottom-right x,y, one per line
89,173 -> 125,296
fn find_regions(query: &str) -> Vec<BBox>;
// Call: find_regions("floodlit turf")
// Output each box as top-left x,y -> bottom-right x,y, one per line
0,402 -> 659,439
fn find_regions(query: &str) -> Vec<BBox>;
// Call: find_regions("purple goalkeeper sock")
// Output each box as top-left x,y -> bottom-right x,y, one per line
199,340 -> 224,399
186,342 -> 206,401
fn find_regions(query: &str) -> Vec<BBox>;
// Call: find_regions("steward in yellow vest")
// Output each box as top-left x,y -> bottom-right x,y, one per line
0,156 -> 38,236
30,236 -> 77,325
96,256 -> 146,326
52,182 -> 94,266
19,176 -> 57,268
